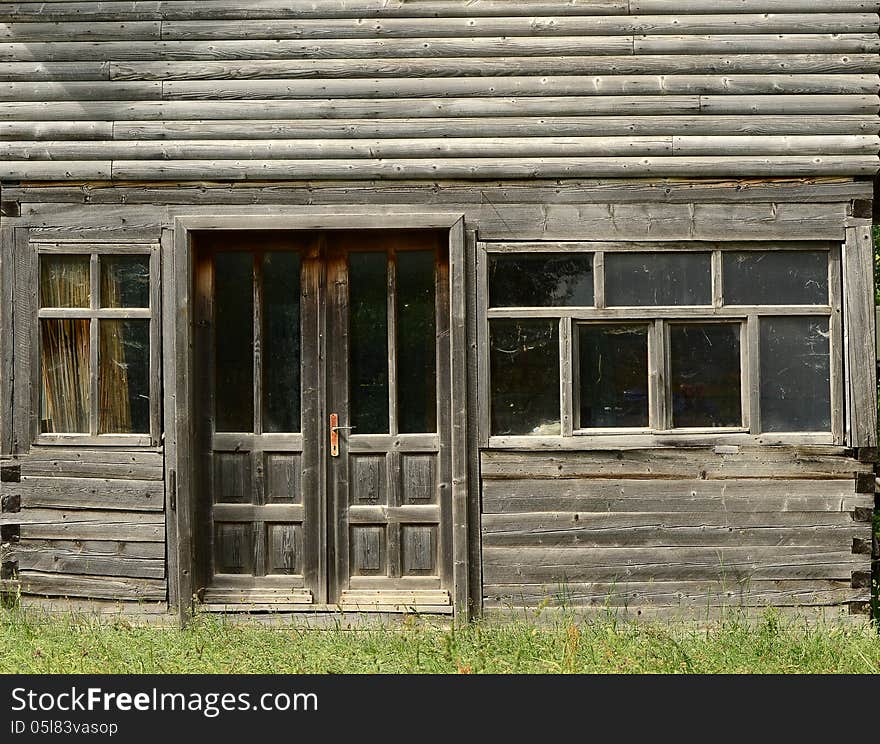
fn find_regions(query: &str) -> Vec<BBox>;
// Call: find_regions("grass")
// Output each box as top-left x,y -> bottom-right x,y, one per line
1,607 -> 879,674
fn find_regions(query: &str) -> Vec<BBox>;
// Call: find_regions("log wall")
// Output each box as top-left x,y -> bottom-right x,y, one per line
0,1 -> 879,181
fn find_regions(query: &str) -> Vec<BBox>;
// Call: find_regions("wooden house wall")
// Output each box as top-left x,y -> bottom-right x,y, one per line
0,178 -> 875,618
0,1 -> 879,181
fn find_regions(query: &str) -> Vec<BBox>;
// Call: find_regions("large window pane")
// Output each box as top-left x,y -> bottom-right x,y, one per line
723,251 -> 828,305
397,250 -> 436,433
578,324 -> 649,428
606,253 -> 711,306
760,317 -> 831,432
489,253 -> 594,307
490,319 -> 560,436
214,252 -> 254,432
40,318 -> 90,433
349,252 -> 389,434
670,323 -> 742,428
40,255 -> 90,308
99,319 -> 150,434
262,252 -> 301,433
101,255 -> 150,308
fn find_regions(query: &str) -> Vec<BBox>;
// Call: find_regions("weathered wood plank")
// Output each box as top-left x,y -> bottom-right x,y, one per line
482,478 -> 872,513
3,477 -> 164,511
0,121 -> 113,140
15,509 -> 164,542
14,543 -> 165,578
0,62 -> 110,81
0,21 -> 162,42
482,546 -> 866,583
16,570 -> 166,600
16,538 -> 164,560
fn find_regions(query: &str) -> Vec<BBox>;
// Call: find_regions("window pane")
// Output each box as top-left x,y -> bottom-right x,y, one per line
723,251 -> 828,305
578,325 -> 649,428
760,317 -> 831,432
670,324 -> 742,428
490,319 -> 560,436
40,255 -> 90,308
397,250 -> 437,433
349,251 -> 389,434
101,254 -> 150,308
262,252 -> 301,433
99,319 -> 150,434
489,253 -> 594,307
40,318 -> 90,433
214,252 -> 254,432
606,253 -> 711,306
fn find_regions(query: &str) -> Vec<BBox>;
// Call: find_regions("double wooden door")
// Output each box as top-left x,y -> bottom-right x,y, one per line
192,230 -> 452,610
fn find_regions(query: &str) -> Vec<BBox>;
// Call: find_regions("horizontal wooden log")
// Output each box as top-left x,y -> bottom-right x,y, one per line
107,55 -> 880,81
635,34 -> 880,54
16,538 -> 164,560
0,161 -> 111,180
481,511 -> 870,548
481,449 -> 872,480
0,81 -> 161,101
14,543 -> 165,578
482,546 -> 867,583
672,135 -> 880,155
110,116 -> 880,140
16,570 -> 166,600
0,21 -> 162,41
2,477 -> 164,511
0,61 -> 110,81
483,579 -> 867,608
15,509 -> 164,542
481,479 -> 872,514
16,596 -> 170,620
0,121 -> 112,140
631,1 -> 880,12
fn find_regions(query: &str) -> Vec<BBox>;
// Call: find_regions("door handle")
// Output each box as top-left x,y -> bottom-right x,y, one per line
329,413 -> 355,457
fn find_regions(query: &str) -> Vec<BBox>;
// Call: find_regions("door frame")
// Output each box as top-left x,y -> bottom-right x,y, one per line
163,213 -> 469,623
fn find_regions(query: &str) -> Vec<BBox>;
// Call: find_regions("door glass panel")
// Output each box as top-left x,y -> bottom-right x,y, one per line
489,253 -> 594,307
760,317 -> 831,432
40,254 -> 90,308
723,251 -> 828,305
349,251 -> 389,434
262,252 -> 301,433
670,323 -> 742,428
606,252 -> 711,306
490,318 -> 560,436
214,252 -> 254,432
98,319 -> 150,434
578,324 -> 649,428
100,255 -> 150,308
40,318 -> 90,433
397,250 -> 436,433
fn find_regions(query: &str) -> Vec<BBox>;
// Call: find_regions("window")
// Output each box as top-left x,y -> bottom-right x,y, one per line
37,244 -> 159,445
480,243 -> 841,444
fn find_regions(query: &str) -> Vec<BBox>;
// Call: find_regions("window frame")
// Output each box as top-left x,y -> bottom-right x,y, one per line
477,240 -> 843,449
32,241 -> 161,447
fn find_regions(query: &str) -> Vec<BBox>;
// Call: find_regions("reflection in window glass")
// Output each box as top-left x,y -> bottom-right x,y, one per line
40,318 -> 90,433
670,324 -> 742,428
723,251 -> 828,305
214,252 -> 254,432
760,317 -> 831,432
397,250 -> 437,433
606,253 -> 711,306
40,255 -> 90,308
349,252 -> 389,434
262,252 -> 301,433
578,325 -> 649,428
99,319 -> 150,434
489,253 -> 594,307
101,255 -> 150,308
490,319 -> 560,436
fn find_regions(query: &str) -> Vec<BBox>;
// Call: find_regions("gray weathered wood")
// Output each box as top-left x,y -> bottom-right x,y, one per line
15,570 -> 166,600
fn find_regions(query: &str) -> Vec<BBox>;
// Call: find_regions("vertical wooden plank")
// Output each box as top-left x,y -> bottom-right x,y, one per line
559,317 -> 573,437
747,313 -> 761,435
593,250 -> 605,309
88,254 -> 99,437
465,227 -> 482,617
475,240 -> 490,448
648,319 -> 667,430
843,225 -> 877,447
148,243 -> 161,447
435,240 -> 454,593
386,450 -> 401,579
196,247 -> 216,589
13,228 -> 36,454
711,249 -> 723,308
387,249 -> 398,436
251,253 -> 266,577
828,246 -> 845,445
0,224 -> 13,456
449,217 -> 470,621
738,318 -> 750,432
160,227 -> 179,613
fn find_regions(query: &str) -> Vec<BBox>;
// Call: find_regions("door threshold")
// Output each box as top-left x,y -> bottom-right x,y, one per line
198,603 -> 453,615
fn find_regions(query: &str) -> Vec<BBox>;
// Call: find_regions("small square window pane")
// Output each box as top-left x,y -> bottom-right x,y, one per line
578,324 -> 649,428
760,317 -> 831,432
723,251 -> 828,305
40,255 -> 90,308
99,319 -> 150,434
489,253 -> 593,307
101,255 -> 150,308
606,253 -> 711,306
40,318 -> 90,433
490,319 -> 560,436
670,323 -> 742,428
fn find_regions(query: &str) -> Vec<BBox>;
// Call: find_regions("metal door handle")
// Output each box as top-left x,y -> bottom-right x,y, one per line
329,413 -> 354,457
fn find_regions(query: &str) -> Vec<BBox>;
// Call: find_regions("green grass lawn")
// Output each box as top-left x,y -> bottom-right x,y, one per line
2,608 -> 878,674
